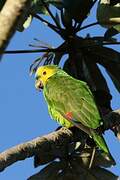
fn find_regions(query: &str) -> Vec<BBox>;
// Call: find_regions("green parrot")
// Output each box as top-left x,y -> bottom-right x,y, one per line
35,65 -> 115,164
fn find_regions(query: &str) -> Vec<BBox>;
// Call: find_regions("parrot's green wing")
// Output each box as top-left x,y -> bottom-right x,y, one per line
44,72 -> 102,130
43,71 -> 116,161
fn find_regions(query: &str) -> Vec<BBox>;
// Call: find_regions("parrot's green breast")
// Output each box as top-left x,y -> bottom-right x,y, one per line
43,70 -> 101,129
40,69 -> 116,157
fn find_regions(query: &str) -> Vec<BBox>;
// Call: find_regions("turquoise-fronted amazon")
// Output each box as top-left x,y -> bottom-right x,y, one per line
35,65 -> 115,163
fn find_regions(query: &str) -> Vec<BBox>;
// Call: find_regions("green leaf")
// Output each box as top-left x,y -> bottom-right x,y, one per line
15,2 -> 32,32
16,13 -> 33,32
31,0 -> 63,14
16,0 -> 49,32
77,148 -> 115,168
97,0 -> 120,35
90,166 -> 118,180
55,11 -> 61,27
98,61 -> 120,93
81,58 -> 112,110
88,46 -> 120,93
63,0 -> 93,22
107,71 -> 120,93
0,0 -> 6,11
23,15 -> 33,29
104,27 -> 119,40
30,0 -> 49,15
28,160 -> 118,180
34,153 -> 56,167
16,0 -> 63,32
110,0 -> 120,6
82,58 -> 110,92
89,46 -> 120,64
61,9 -> 72,28
48,0 -> 63,9
63,58 -> 84,80
53,52 -> 64,65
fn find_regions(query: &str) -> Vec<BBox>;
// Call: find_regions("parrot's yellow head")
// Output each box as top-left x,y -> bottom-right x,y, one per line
35,65 -> 60,90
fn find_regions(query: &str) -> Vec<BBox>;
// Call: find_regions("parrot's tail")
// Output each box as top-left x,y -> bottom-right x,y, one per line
91,130 -> 116,165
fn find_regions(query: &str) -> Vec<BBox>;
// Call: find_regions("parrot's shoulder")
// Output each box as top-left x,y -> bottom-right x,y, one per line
43,71 -> 101,130
47,72 -> 87,87
44,72 -> 93,99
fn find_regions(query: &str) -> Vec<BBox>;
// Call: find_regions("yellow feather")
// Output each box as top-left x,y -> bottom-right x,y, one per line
35,65 -> 58,86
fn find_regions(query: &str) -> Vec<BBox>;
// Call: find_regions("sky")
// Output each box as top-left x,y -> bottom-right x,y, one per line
0,3 -> 120,180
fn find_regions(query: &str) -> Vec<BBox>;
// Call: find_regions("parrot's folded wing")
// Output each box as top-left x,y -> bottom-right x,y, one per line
58,110 -> 115,162
59,110 -> 92,136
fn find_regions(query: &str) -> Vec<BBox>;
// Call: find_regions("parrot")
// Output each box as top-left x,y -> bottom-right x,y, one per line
35,65 -> 115,164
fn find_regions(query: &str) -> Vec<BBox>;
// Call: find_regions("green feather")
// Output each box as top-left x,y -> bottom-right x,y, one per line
41,66 -> 114,161
44,70 -> 101,129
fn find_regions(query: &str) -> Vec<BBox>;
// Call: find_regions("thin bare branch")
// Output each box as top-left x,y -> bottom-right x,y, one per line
40,0 -> 62,30
80,22 -> 99,31
2,40 -> 120,55
33,14 -> 61,35
1,48 -> 58,54
76,22 -> 99,32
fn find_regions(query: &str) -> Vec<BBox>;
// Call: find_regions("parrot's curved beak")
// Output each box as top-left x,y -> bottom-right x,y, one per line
35,80 -> 44,90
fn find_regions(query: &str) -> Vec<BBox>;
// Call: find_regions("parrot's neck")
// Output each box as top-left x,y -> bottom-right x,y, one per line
44,70 -> 69,87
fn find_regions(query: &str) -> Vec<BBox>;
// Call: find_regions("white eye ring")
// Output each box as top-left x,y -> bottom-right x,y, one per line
43,71 -> 46,75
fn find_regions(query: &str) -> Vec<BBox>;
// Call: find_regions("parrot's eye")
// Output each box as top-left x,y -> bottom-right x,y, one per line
43,71 -> 47,75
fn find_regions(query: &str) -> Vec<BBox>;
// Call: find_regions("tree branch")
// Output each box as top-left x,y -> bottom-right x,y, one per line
0,109 -> 120,172
33,14 -> 61,35
79,22 -> 99,31
40,0 -> 62,31
2,48 -> 57,54
0,128 -> 76,172
0,0 -> 30,53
